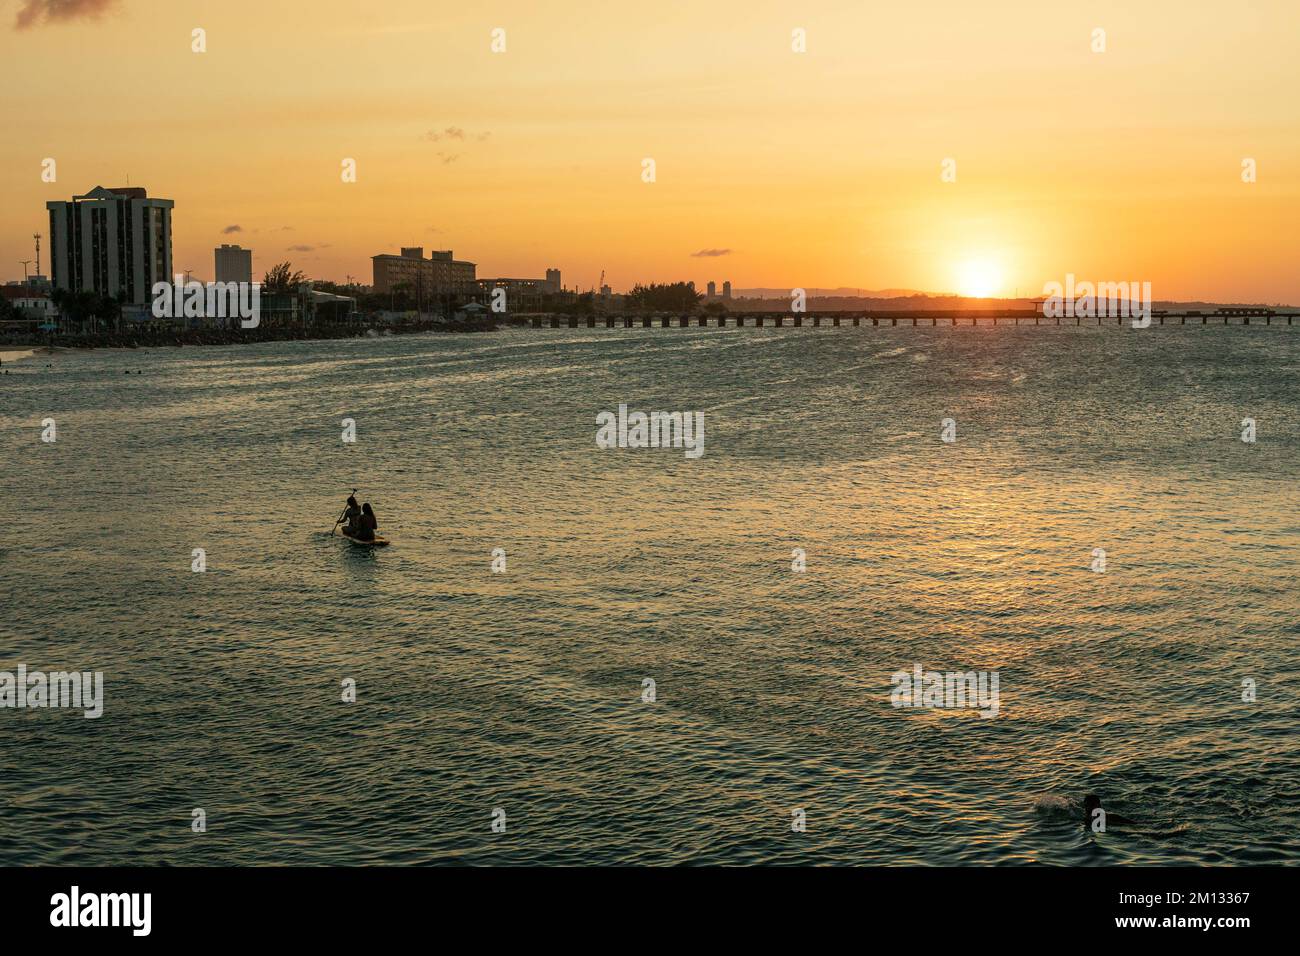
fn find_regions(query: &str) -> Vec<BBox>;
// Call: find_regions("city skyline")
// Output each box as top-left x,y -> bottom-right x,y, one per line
2,0 -> 1299,301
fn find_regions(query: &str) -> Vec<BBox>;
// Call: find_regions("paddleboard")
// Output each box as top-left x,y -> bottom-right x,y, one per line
334,526 -> 390,547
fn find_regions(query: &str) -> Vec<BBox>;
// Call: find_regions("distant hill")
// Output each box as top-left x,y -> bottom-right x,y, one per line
725,292 -> 1298,311
732,287 -> 929,299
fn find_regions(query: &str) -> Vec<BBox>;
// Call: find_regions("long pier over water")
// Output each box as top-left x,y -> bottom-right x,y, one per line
524,308 -> 1296,329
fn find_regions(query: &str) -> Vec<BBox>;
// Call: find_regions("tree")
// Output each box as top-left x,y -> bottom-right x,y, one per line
263,262 -> 306,294
51,287 -> 103,331
625,282 -> 703,312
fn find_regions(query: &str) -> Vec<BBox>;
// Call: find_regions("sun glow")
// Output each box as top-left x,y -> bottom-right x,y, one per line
956,259 -> 1004,299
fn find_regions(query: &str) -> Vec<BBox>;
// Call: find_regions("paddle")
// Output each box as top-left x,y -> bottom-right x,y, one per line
332,488 -> 358,533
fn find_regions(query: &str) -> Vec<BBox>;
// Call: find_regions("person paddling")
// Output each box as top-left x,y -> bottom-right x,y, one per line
340,496 -> 361,535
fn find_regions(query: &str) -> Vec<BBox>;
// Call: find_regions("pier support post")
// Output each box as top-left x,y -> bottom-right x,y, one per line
531,317 -> 543,328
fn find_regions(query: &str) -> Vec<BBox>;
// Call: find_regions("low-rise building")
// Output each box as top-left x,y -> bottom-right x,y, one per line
1,285 -> 57,324
371,246 -> 477,296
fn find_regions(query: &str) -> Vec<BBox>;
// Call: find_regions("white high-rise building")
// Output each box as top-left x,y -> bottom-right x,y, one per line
47,186 -> 173,307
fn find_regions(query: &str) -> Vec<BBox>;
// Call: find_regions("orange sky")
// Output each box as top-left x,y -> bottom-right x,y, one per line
1,0 -> 1297,301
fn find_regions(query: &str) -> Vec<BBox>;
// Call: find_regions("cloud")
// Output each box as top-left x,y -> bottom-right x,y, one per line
691,248 -> 732,258
426,126 -> 467,142
221,224 -> 242,234
287,244 -> 329,253
14,0 -> 120,30
435,152 -> 460,165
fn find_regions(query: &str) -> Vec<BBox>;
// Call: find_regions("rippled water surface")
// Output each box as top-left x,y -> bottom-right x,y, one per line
1,325 -> 1297,865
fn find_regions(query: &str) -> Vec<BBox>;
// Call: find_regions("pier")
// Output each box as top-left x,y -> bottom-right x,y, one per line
523,308 -> 1295,329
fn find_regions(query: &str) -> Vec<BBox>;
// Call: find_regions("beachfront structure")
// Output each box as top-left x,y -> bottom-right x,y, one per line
476,269 -> 562,298
215,244 -> 253,285
1,284 -> 57,324
371,247 -> 477,296
47,186 -> 174,307
475,271 -> 564,312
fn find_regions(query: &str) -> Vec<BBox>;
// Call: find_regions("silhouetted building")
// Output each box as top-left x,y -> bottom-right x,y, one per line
372,246 -> 476,295
47,185 -> 173,306
215,244 -> 252,285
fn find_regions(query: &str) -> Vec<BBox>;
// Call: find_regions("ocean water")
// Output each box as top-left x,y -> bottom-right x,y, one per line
1,325 -> 1297,866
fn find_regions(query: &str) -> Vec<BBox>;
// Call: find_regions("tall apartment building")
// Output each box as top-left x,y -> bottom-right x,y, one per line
215,244 -> 253,284
46,186 -> 173,307
371,246 -> 477,295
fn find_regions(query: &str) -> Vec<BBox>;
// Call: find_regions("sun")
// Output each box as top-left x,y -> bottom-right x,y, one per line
956,258 -> 1004,298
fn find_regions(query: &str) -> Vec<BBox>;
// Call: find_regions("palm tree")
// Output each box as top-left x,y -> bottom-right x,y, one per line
263,262 -> 305,294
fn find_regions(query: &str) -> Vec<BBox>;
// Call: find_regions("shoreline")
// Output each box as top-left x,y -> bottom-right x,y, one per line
0,317 -> 498,354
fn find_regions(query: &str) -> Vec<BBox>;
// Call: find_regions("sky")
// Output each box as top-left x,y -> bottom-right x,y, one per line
1,0 -> 1298,301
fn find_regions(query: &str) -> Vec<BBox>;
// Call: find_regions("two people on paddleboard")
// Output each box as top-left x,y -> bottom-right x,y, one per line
341,496 -> 379,541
